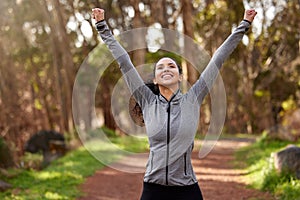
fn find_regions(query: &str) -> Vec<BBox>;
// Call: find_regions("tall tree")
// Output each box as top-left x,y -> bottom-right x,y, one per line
181,0 -> 199,84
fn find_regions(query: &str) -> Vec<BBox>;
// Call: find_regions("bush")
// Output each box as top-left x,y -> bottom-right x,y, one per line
101,126 -> 118,138
0,130 -> 149,199
236,134 -> 300,200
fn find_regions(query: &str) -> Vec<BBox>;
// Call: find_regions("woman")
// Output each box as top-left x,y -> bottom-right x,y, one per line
92,8 -> 257,200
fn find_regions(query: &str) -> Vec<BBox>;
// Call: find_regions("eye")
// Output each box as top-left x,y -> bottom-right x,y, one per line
156,65 -> 164,70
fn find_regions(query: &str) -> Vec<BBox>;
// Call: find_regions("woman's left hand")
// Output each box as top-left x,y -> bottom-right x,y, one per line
244,9 -> 257,23
92,8 -> 105,22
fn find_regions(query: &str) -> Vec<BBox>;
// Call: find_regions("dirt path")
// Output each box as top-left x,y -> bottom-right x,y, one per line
77,138 -> 275,200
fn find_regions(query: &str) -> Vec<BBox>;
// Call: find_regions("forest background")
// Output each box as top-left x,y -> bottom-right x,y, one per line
0,0 -> 299,166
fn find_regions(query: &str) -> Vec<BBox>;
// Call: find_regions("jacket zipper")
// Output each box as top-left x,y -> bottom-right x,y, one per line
166,102 -> 171,185
161,91 -> 178,186
184,152 -> 187,175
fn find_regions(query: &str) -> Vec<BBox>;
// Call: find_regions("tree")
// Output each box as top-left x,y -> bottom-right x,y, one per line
181,0 -> 199,84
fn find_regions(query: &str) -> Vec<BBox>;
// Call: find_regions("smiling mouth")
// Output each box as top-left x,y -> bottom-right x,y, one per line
161,74 -> 173,79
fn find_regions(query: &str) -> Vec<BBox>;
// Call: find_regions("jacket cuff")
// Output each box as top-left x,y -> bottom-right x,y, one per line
241,20 -> 251,32
95,20 -> 106,31
242,19 -> 252,25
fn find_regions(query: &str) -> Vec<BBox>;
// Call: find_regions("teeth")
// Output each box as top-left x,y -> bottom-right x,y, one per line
162,74 -> 172,78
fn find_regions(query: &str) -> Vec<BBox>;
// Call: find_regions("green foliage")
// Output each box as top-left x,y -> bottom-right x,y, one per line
146,50 -> 182,66
1,0 -> 299,165
0,129 -> 148,200
0,147 -> 100,200
21,153 -> 43,169
236,134 -> 300,200
109,136 -> 149,153
98,126 -> 119,138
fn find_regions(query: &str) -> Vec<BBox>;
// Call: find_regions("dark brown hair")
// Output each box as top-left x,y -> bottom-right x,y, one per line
129,83 -> 159,126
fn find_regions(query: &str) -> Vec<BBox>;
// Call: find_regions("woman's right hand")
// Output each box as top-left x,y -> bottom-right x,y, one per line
92,8 -> 105,22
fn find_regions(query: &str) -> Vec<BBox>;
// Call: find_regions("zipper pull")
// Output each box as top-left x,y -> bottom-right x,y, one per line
166,103 -> 170,113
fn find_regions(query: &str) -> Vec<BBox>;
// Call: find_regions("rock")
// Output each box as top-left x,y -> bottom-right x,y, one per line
24,130 -> 66,153
24,130 -> 67,168
273,144 -> 300,179
0,180 -> 12,192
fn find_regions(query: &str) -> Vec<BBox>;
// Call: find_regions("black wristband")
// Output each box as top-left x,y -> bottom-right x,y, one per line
243,19 -> 252,25
95,20 -> 106,31
95,19 -> 105,25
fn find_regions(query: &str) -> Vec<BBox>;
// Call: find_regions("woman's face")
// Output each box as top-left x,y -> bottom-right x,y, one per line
153,57 -> 182,90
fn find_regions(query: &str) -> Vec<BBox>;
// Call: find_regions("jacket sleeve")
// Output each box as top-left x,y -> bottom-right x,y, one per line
188,20 -> 251,104
95,20 -> 154,108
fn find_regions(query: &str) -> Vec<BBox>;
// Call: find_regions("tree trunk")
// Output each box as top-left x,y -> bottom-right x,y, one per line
181,0 -> 199,84
101,81 -> 116,130
40,0 -> 74,133
131,0 -> 146,67
51,0 -> 75,133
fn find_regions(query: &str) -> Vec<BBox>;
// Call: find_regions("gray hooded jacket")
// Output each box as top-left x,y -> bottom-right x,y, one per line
96,20 -> 251,186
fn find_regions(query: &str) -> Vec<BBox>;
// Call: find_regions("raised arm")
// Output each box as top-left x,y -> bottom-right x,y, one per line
92,9 -> 129,66
189,9 -> 257,103
92,8 -> 154,108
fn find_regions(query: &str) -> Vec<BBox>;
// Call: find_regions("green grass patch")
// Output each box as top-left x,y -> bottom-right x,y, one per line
0,130 -> 149,200
235,133 -> 300,200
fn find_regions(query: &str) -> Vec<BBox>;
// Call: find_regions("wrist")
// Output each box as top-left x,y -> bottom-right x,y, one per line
95,20 -> 106,31
95,19 -> 105,24
243,19 -> 252,25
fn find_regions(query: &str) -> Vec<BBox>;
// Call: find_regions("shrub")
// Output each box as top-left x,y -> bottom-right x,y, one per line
236,134 -> 300,200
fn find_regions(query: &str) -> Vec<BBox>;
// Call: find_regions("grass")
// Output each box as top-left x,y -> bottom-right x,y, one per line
0,129 -> 149,200
235,133 -> 300,200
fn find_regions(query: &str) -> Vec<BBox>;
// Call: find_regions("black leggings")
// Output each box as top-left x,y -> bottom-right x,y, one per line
140,182 -> 203,200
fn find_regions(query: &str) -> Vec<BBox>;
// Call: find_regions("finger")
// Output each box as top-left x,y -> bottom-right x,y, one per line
247,10 -> 254,14
251,11 -> 257,17
93,8 -> 104,13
